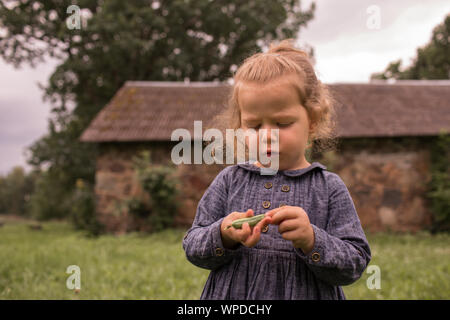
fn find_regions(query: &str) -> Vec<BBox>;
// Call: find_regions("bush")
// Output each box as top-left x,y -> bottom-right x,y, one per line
27,170 -> 104,237
27,170 -> 72,220
126,151 -> 181,233
69,179 -> 104,237
427,130 -> 450,233
0,166 -> 37,216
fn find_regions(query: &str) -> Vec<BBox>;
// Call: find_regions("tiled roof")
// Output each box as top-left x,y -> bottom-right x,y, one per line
79,80 -> 450,142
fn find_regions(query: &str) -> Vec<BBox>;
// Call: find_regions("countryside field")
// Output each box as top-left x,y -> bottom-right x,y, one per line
0,218 -> 449,300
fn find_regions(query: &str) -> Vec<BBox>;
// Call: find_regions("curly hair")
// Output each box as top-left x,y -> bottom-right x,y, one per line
207,38 -> 338,162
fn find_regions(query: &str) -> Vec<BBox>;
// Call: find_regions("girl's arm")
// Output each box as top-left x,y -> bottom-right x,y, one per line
294,173 -> 372,286
182,167 -> 239,270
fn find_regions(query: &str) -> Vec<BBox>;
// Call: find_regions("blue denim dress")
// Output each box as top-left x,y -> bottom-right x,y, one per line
182,161 -> 371,299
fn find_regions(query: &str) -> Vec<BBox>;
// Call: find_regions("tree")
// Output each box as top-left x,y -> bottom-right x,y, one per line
0,0 -> 316,221
0,166 -> 37,215
371,14 -> 450,80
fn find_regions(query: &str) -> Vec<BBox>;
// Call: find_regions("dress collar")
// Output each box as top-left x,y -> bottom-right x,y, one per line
237,160 -> 327,177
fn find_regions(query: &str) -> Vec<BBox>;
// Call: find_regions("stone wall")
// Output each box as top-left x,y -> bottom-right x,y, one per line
95,142 -> 174,234
316,137 -> 434,232
174,162 -> 227,225
94,141 -> 226,234
94,137 -> 434,234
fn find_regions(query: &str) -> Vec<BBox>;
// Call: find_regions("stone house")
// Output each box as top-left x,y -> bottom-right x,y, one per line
79,80 -> 450,234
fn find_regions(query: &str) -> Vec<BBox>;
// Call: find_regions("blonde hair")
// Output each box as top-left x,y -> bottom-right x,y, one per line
207,38 -> 338,162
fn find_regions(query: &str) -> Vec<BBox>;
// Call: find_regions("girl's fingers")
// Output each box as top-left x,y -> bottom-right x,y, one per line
255,216 -> 272,230
229,209 -> 254,220
245,209 -> 254,217
244,225 -> 261,247
239,216 -> 271,246
280,229 -> 297,241
265,206 -> 284,218
270,209 -> 298,225
278,219 -> 298,233
233,210 -> 270,247
238,222 -> 252,242
233,209 -> 253,221
239,221 -> 262,247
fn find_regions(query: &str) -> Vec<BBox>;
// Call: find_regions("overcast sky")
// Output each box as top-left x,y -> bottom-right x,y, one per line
0,0 -> 449,175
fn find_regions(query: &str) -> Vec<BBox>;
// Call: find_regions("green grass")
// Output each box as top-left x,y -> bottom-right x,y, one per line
344,231 -> 450,299
0,219 -> 448,299
0,220 -> 208,299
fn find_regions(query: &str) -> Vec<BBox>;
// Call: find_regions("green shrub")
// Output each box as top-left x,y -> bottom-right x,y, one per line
126,151 -> 181,233
427,130 -> 450,233
27,170 -> 72,220
69,179 -> 104,237
0,166 -> 37,216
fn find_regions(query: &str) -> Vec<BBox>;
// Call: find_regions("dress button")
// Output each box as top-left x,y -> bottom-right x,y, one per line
311,252 -> 320,262
262,201 -> 271,209
215,248 -> 224,256
264,182 -> 273,189
261,225 -> 269,233
281,185 -> 290,192
279,203 -> 287,207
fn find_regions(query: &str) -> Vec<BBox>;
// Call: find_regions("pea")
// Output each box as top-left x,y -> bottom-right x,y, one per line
224,213 -> 267,230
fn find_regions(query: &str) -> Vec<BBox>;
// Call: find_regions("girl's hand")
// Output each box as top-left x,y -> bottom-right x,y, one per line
220,209 -> 271,249
265,205 -> 315,254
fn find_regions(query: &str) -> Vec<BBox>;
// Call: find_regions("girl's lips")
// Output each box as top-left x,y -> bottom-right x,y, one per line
260,148 -> 279,156
266,152 -> 279,157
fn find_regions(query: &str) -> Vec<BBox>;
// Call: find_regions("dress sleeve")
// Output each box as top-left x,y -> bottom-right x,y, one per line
295,173 -> 372,286
182,166 -> 239,270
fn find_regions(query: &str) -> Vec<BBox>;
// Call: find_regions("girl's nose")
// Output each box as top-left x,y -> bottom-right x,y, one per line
260,126 -> 279,142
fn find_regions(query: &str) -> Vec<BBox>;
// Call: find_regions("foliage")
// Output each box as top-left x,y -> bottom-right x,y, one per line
126,150 -> 181,232
27,169 -> 72,220
426,131 -> 450,233
371,14 -> 450,80
68,178 -> 104,237
0,166 -> 37,216
313,150 -> 338,172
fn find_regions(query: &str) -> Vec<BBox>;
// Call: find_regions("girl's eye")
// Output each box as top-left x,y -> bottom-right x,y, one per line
248,123 -> 291,129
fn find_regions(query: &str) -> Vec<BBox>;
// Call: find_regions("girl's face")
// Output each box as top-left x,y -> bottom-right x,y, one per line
238,76 -> 313,171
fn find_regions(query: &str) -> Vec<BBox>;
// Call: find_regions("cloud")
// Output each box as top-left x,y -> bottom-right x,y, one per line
299,0 -> 450,82
0,59 -> 57,175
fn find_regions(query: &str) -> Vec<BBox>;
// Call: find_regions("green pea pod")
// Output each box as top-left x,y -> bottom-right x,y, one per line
225,213 -> 267,230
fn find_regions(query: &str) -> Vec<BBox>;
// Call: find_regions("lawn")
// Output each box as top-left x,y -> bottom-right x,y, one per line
0,218 -> 448,299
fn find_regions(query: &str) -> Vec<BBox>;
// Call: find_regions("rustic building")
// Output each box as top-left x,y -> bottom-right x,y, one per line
80,80 -> 450,234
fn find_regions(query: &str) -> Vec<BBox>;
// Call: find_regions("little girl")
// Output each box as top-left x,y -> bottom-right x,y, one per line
182,39 -> 371,299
